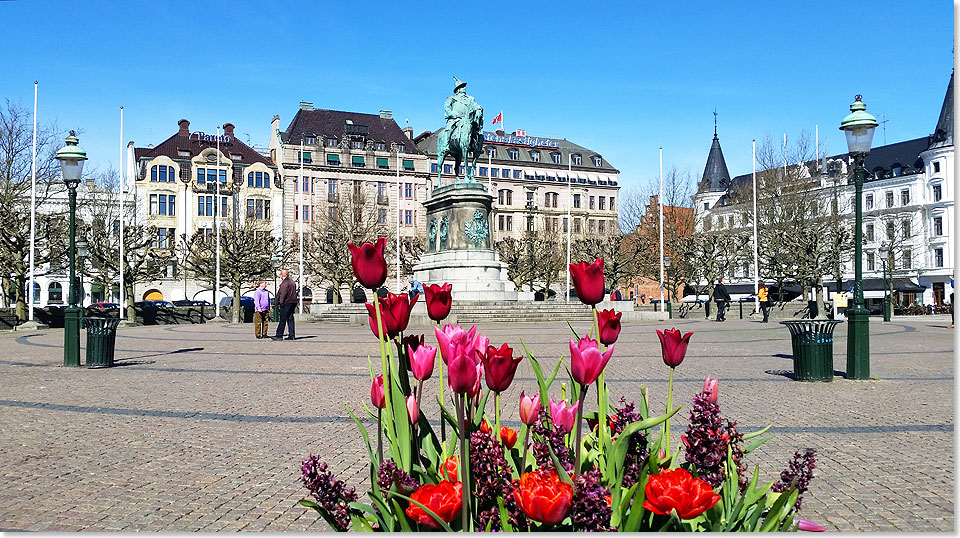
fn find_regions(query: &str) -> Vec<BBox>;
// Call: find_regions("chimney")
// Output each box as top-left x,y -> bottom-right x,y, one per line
299,101 -> 313,111
403,126 -> 413,140
178,119 -> 190,136
379,110 -> 393,119
223,123 -> 235,137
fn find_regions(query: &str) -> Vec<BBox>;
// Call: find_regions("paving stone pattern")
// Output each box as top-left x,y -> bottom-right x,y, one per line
0,316 -> 953,532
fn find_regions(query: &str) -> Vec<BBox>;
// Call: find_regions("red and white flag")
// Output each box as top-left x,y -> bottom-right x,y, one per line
491,111 -> 502,125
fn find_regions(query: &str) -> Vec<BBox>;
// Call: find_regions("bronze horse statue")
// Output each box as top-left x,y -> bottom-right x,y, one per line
436,80 -> 484,186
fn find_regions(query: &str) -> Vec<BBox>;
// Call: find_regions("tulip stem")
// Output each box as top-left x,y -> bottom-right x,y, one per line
494,393 -> 501,447
573,384 -> 588,478
455,393 -> 471,531
374,297 -> 394,460
520,425 -> 530,474
437,322 -> 446,457
664,366 -> 675,460
377,408 -> 383,464
592,307 -> 606,461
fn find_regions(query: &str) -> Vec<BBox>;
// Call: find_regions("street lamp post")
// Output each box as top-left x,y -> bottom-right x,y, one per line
56,131 -> 87,367
879,242 -> 892,322
839,95 -> 878,380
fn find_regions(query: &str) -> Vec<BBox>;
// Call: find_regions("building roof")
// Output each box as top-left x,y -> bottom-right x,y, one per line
134,119 -> 275,168
414,129 -> 620,174
697,132 -> 732,193
281,108 -> 421,154
928,71 -> 954,150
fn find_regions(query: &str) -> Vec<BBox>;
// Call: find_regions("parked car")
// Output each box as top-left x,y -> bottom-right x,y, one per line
90,302 -> 119,309
172,300 -> 212,307
134,300 -> 174,309
218,296 -> 254,307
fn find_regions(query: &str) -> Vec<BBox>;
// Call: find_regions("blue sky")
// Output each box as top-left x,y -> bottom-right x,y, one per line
2,1 -> 953,191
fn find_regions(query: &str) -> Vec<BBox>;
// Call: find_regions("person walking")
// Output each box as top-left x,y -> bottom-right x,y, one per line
272,269 -> 297,341
253,281 -> 271,338
714,278 -> 732,322
757,282 -> 771,323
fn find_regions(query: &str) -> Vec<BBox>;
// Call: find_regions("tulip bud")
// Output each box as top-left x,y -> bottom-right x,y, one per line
500,426 -> 518,449
796,518 -> 827,532
406,394 -> 419,425
480,419 -> 491,435
656,328 -> 693,368
519,391 -> 541,425
370,374 -> 385,409
703,375 -> 719,404
442,456 -> 459,482
597,308 -> 622,346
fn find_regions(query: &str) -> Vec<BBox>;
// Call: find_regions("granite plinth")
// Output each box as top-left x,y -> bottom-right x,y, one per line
413,248 -> 517,301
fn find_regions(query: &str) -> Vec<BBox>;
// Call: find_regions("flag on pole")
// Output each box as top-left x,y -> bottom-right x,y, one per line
491,111 -> 502,125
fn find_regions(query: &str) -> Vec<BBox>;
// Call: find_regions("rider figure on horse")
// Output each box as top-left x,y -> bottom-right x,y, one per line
444,77 -> 478,138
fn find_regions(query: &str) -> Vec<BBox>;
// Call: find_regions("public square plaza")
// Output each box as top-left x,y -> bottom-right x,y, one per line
0,316 -> 953,532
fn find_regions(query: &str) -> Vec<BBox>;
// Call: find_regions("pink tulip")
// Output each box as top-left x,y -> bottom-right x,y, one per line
569,336 -> 615,386
703,375 -> 719,404
656,328 -> 694,368
436,324 -> 482,394
370,374 -> 385,409
519,391 -> 541,426
549,398 -> 580,434
796,518 -> 827,532
406,394 -> 419,424
409,344 -> 437,381
468,363 -> 484,400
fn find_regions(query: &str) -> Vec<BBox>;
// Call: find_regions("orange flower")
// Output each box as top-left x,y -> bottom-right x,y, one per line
642,468 -> 720,520
405,480 -> 462,529
500,426 -> 518,449
513,470 -> 573,525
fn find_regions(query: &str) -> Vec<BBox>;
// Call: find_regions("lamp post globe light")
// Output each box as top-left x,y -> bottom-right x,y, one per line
839,95 -> 878,380
55,131 -> 87,367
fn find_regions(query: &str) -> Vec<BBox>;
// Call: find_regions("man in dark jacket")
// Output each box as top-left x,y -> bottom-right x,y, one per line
714,278 -> 732,322
272,269 -> 297,341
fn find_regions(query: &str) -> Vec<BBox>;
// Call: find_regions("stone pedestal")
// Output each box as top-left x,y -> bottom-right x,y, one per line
413,182 -> 517,301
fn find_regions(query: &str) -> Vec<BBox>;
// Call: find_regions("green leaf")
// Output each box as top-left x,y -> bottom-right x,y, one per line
390,498 -> 413,532
299,499 -> 345,531
742,423 -> 772,440
497,498 -> 514,532
635,405 -> 682,430
384,489 -> 455,532
473,389 -> 491,426
547,442 -> 574,485
744,435 -> 774,454
623,480 -> 647,531
566,320 -> 582,340
759,489 -> 797,532
344,405 -> 378,467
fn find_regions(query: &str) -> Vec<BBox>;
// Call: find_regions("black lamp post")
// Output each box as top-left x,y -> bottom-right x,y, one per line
55,131 -> 87,367
839,95 -> 878,380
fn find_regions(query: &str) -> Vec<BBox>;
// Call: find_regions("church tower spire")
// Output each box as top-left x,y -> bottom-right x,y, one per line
698,116 -> 731,193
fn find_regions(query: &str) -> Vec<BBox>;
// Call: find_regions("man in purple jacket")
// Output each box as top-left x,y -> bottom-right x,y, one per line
253,281 -> 271,339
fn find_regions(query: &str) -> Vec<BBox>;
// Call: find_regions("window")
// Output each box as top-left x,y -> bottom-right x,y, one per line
443,164 -> 453,174
48,281 -> 63,303
405,183 -> 413,199
703,202 -> 709,210
478,167 -> 487,177
498,214 -> 504,231
526,191 -> 534,203
301,205 -> 310,222
403,159 -> 415,171
508,148 -> 519,160
378,209 -> 387,224
902,249 -> 912,270
498,189 -> 512,205
375,142 -> 385,151
220,196 -> 228,217
865,223 -> 874,242
527,215 -> 534,232
934,216 -> 943,236
325,137 -> 338,147
505,215 -> 512,231
513,169 -> 522,179
572,154 -> 582,166
885,221 -> 894,241
900,189 -> 910,206
150,194 -> 158,215
551,152 -> 561,164
487,147 -> 496,158
588,196 -> 595,210
328,179 -> 338,201
592,156 -> 602,167
351,140 -> 363,149
574,218 -> 582,233
352,156 -> 365,168
396,144 -> 405,153
298,151 -> 312,164
246,199 -> 271,220
302,176 -> 310,193
704,217 -> 712,232
377,157 -> 389,169
864,194 -> 873,210
573,194 -> 581,208
327,154 -> 340,166
153,227 -> 174,249
198,195 -> 214,216
501,168 -> 509,178
326,206 -> 336,221
867,251 -> 875,271
933,184 -> 942,202
885,191 -> 894,208
404,210 -> 413,226
935,248 -> 944,268
902,220 -> 911,237
599,196 -> 606,210
531,150 -> 540,162
490,167 -> 498,178
248,171 -> 270,188
728,215 -> 734,228
563,217 -> 569,232
934,161 -> 941,173
151,165 -> 175,182
378,182 -> 387,200
610,197 -> 615,211
598,220 -> 606,234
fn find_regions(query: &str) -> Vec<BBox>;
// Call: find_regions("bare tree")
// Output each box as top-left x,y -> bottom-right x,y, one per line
673,232 -> 749,317
572,233 -> 644,294
494,236 -> 530,291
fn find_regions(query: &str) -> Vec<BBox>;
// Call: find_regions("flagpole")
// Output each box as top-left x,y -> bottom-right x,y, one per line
119,106 -> 125,319
752,139 -> 759,314
215,126 -> 222,319
299,138 -> 304,314
28,81 -> 37,320
566,151 -> 572,302
396,147 -> 401,293
659,147 -> 665,313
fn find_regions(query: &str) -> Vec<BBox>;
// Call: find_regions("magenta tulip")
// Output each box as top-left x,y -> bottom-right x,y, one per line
425,283 -> 453,322
570,336 -> 615,386
370,374 -> 385,409
436,324 -> 482,394
519,391 -> 541,426
348,237 -> 388,289
406,394 -> 419,424
569,258 -> 605,306
549,398 -> 580,434
468,363 -> 484,400
365,301 -> 389,340
703,375 -> 718,404
597,308 -> 622,346
409,344 -> 437,381
481,343 -> 523,393
656,328 -> 694,368
796,518 -> 827,532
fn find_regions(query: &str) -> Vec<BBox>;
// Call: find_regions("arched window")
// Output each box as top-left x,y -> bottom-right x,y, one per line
508,148 -> 519,160
151,165 -> 175,182
530,150 -> 540,162
48,281 -> 63,303
592,155 -> 602,167
572,154 -> 582,166
551,152 -> 561,164
32,282 -> 41,304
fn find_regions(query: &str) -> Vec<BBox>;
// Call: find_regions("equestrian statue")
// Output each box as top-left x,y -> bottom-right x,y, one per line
436,77 -> 484,186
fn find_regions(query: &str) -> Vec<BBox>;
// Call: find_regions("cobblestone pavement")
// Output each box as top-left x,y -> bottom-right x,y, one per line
0,315 -> 953,532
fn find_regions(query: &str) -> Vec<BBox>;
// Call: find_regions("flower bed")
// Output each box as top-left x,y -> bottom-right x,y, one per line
299,243 -> 822,532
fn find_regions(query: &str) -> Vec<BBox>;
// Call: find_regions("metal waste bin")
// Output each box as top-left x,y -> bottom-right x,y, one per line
85,317 -> 120,368
780,320 -> 842,382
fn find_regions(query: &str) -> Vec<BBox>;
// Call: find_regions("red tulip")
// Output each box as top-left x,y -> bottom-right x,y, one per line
549,398 -> 579,434
381,292 -> 418,339
569,258 -> 605,306
409,344 -> 437,382
365,301 -> 389,340
656,327 -> 694,368
442,456 -> 459,482
569,336 -> 615,386
406,394 -> 419,424
405,480 -> 462,529
435,324 -> 483,394
500,426 -> 518,449
370,374 -> 385,409
480,419 -> 491,435
642,467 -> 720,520
424,283 -> 453,322
481,343 -> 523,393
519,391 -> 541,426
348,237 -> 388,289
597,308 -> 622,346
703,375 -> 719,404
513,470 -> 574,525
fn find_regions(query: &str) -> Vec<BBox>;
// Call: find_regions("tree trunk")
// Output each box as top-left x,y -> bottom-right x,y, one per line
815,276 -> 827,320
14,273 -> 27,322
233,288 -> 242,323
125,281 -> 136,321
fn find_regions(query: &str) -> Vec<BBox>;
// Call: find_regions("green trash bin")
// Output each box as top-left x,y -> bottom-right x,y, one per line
780,320 -> 841,382
85,317 -> 121,368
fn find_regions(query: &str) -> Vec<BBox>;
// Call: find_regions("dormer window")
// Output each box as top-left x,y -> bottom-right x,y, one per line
351,140 -> 363,149
304,137 -> 316,145
375,142 -> 386,151
592,155 -> 602,167
486,146 -> 496,158
530,150 -> 540,162
230,153 -> 242,161
551,152 -> 561,164
508,148 -> 519,160
325,137 -> 338,147
396,144 -> 405,153
572,154 -> 582,166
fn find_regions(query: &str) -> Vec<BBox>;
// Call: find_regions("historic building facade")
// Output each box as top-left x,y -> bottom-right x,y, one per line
692,72 -> 954,309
